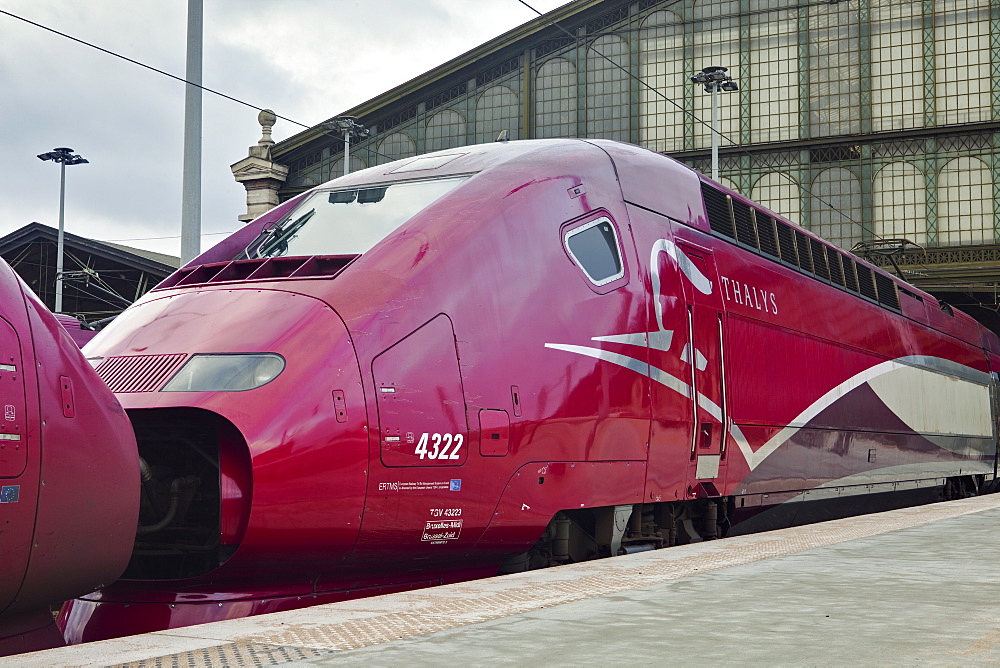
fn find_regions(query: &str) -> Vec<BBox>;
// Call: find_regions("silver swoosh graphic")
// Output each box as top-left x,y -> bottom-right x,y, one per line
651,239 -> 712,306
542,346 -> 989,472
544,343 -> 754,465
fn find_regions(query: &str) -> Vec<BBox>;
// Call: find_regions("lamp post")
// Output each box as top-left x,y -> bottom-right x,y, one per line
325,117 -> 370,176
690,66 -> 739,181
37,147 -> 88,313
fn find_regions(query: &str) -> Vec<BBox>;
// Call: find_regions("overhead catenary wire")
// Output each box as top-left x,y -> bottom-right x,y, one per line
7,259 -> 163,291
517,0 -> 860,224
3,4 -> 992,308
7,241 -> 175,291
101,231 -> 233,243
0,3 -> 793,211
0,9 -> 308,131
516,0 -> 999,308
0,8 -> 400,163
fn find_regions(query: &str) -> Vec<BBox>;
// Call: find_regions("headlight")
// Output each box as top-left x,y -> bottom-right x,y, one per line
161,354 -> 285,392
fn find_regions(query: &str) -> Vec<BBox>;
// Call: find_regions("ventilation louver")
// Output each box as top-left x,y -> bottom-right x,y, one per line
756,213 -> 780,258
809,238 -> 830,280
732,200 -> 757,248
95,354 -> 188,393
827,248 -> 845,287
856,262 -> 878,301
794,230 -> 813,273
843,257 -> 859,292
776,221 -> 798,265
701,182 -> 735,239
156,255 -> 358,290
874,272 -> 900,310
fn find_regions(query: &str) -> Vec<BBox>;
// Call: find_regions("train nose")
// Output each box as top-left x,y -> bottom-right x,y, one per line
85,287 -> 368,581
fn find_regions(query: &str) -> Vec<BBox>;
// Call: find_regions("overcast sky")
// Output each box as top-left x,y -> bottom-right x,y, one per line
1,0 -> 573,258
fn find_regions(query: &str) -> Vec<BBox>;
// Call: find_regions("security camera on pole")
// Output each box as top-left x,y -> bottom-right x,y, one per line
690,66 -> 739,182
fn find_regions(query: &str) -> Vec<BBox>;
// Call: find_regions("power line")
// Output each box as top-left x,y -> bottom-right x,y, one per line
7,4 -> 989,307
517,0 -> 899,254
0,8 -> 309,130
516,0 -> 997,309
519,0 -> 704,134
0,8 -> 401,164
5,260 -> 161,290
102,232 -> 233,243
0,1 -> 943,256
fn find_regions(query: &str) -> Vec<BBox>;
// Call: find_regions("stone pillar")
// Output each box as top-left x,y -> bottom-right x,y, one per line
231,110 -> 290,223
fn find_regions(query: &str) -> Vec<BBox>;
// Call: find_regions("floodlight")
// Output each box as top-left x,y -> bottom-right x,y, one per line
37,147 -> 89,312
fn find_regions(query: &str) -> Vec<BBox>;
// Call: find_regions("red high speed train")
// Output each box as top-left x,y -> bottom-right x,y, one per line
0,259 -> 137,656
61,139 -> 1000,642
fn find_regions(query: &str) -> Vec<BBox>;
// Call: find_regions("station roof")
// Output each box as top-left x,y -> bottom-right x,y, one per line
0,222 -> 178,321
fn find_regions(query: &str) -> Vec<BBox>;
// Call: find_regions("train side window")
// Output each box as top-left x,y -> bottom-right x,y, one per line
563,217 -> 625,287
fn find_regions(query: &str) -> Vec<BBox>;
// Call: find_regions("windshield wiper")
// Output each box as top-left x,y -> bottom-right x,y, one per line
249,209 -> 316,258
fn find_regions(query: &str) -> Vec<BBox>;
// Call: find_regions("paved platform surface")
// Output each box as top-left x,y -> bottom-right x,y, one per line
8,494 -> 1000,667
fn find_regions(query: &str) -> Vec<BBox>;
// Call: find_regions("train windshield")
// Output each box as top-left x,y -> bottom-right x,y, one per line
247,175 -> 470,258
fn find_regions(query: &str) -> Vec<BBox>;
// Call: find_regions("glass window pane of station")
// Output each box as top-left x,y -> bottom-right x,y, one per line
871,0 -> 923,131
426,110 -> 467,151
935,0 -> 990,125
751,172 -> 801,225
377,132 -> 417,165
810,167 -> 862,250
586,35 -> 630,142
639,10 -> 685,152
808,1 -> 861,136
693,0 -> 740,149
749,0 -> 799,143
874,162 -> 927,245
535,58 -> 576,139
938,157 -> 994,246
475,85 -> 520,144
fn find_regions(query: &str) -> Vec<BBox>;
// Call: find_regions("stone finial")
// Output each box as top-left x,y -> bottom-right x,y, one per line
232,109 -> 289,223
250,109 -> 278,160
259,109 -> 276,137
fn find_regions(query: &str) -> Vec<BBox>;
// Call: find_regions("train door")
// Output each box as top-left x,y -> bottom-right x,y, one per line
355,313 -> 489,564
677,242 -> 729,495
0,317 -> 26,479
988,357 -> 1000,481
0,315 -> 29,622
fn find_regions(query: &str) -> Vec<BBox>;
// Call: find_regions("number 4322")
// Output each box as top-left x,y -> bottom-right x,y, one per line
415,432 -> 463,460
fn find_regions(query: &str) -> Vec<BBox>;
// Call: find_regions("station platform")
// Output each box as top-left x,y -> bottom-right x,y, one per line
8,493 -> 1000,667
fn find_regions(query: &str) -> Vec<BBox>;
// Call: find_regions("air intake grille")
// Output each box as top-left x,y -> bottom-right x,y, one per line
776,221 -> 798,265
856,263 -> 878,301
732,200 -> 757,248
156,255 -> 357,291
794,230 -> 813,273
756,214 -> 779,258
810,239 -> 829,280
701,183 -> 735,239
828,248 -> 845,287
843,258 -> 859,292
874,272 -> 900,310
95,354 -> 188,393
